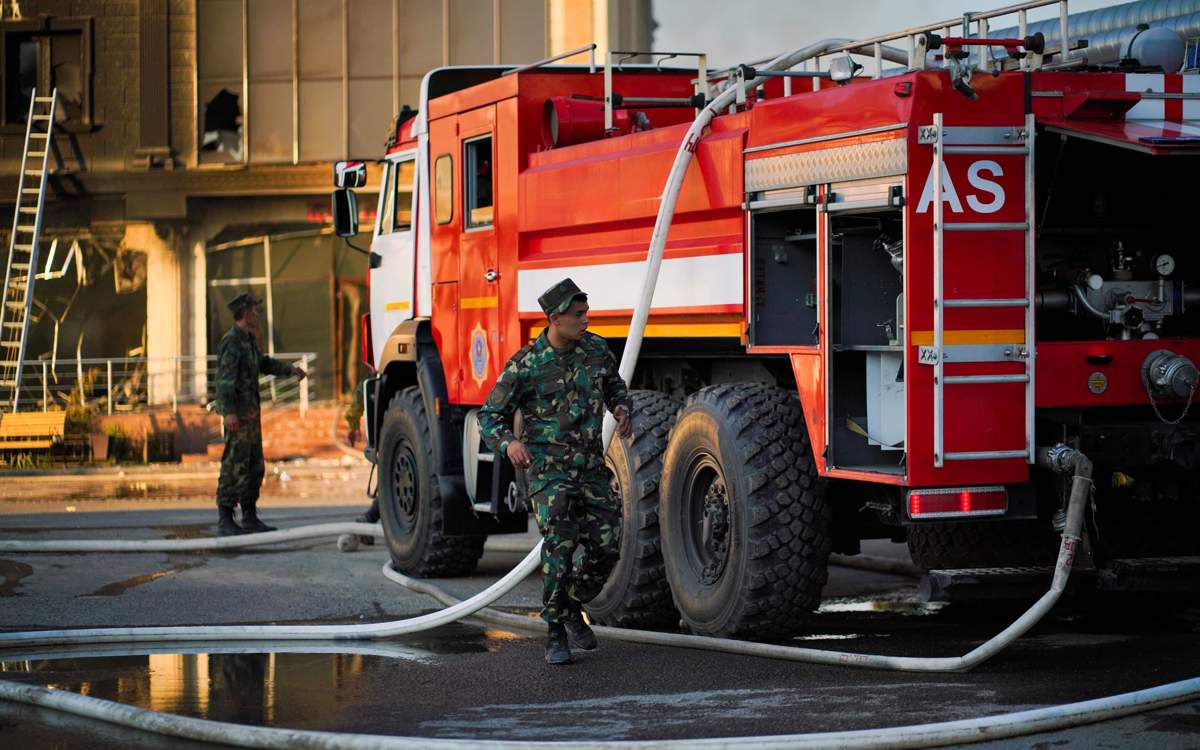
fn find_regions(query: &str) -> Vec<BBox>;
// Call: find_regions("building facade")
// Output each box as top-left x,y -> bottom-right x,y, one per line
0,0 -> 652,406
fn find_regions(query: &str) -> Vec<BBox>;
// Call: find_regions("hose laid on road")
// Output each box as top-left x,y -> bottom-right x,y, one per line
0,441 -> 1108,673
2,668 -> 1197,750
0,522 -> 384,553
385,442 -> 1094,673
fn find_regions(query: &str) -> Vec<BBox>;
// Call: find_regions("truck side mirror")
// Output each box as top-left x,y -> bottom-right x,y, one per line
333,160 -> 367,188
332,189 -> 359,237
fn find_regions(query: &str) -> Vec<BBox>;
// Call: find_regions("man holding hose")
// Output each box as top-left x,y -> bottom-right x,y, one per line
479,278 -> 633,665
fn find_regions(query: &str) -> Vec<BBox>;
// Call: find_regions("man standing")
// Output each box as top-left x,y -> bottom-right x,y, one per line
214,293 -> 306,536
479,278 -> 633,665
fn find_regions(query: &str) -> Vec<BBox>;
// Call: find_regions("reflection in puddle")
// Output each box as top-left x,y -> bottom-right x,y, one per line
0,558 -> 33,596
0,627 -> 517,727
817,596 -> 947,616
791,633 -> 891,641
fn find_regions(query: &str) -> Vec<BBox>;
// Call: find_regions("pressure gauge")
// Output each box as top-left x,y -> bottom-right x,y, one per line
1154,254 -> 1176,277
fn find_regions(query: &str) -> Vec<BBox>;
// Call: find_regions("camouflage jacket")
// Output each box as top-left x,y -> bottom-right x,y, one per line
478,331 -> 632,475
214,325 -> 294,419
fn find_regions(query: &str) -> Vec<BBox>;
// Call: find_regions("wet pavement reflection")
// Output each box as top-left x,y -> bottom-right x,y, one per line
0,624 -> 514,729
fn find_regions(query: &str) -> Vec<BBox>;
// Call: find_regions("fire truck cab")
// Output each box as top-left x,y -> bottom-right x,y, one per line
336,6 -> 1200,638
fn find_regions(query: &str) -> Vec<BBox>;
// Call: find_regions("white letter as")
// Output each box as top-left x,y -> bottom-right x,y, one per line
916,162 -> 963,214
966,160 -> 1005,214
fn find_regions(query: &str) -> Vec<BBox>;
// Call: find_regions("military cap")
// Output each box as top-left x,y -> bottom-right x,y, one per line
538,278 -> 587,315
227,292 -> 263,315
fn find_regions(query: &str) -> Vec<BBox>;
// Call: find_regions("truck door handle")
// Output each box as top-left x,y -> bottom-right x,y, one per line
485,270 -> 499,282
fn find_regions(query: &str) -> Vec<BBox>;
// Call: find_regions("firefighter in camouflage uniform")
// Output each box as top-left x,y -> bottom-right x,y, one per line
214,293 -> 307,536
479,278 -> 633,665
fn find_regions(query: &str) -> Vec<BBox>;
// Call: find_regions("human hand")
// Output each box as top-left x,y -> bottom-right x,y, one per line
614,406 -> 632,439
224,413 -> 241,434
506,439 -> 533,469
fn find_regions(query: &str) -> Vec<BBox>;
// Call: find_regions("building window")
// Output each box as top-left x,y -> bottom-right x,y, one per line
435,154 -> 453,225
464,136 -> 493,229
0,18 -> 92,129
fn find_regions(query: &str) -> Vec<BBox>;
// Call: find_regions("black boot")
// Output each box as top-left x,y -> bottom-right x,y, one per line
545,623 -> 572,665
563,609 -> 598,651
217,505 -> 247,536
239,504 -> 277,533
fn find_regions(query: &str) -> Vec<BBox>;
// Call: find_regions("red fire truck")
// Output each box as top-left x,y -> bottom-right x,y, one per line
333,4 -> 1200,638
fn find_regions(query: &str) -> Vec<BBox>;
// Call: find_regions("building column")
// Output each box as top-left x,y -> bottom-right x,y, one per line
126,222 -> 182,406
189,231 -> 208,402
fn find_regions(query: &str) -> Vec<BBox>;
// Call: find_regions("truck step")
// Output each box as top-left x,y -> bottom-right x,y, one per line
1098,556 -> 1200,593
921,565 -> 1094,603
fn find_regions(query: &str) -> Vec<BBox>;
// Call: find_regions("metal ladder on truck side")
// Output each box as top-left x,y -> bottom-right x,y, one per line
926,112 -> 1036,468
0,89 -> 57,412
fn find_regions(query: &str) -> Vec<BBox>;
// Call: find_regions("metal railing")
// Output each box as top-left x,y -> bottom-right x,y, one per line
12,353 -> 316,416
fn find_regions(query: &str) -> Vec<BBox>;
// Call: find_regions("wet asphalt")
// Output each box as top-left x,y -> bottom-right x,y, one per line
0,490 -> 1198,748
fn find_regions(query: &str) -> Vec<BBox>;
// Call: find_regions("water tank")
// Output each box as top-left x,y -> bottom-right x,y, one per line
1127,25 -> 1186,71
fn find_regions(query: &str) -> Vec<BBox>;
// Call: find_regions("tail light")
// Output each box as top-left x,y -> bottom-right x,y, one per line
361,312 -> 375,372
907,486 -> 1007,520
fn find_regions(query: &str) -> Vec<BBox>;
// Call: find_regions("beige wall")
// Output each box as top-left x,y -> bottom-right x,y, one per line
0,0 -> 651,396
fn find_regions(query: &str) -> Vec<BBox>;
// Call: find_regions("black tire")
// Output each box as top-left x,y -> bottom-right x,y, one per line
585,390 -> 680,628
906,520 -> 1058,570
377,386 -> 485,576
660,384 -> 831,639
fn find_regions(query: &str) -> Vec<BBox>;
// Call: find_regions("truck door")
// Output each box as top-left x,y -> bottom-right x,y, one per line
456,106 -> 500,404
369,153 -> 416,365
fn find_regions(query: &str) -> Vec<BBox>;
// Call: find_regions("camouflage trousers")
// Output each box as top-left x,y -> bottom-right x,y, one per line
216,419 -> 265,508
527,471 -> 622,624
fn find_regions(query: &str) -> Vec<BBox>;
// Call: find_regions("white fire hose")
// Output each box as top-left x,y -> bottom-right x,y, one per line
3,41 -> 1199,747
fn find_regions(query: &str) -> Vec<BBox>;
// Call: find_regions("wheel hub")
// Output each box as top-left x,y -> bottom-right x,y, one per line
392,444 -> 418,526
699,477 -> 730,584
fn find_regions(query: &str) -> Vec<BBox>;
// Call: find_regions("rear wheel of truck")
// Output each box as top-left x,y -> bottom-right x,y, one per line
660,384 -> 831,639
585,390 -> 680,629
377,386 -> 485,576
906,520 -> 1058,570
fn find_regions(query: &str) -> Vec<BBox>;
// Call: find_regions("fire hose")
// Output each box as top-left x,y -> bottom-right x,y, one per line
3,39 -> 1199,747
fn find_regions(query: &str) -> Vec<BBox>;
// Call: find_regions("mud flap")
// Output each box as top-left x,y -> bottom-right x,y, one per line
439,474 -> 528,536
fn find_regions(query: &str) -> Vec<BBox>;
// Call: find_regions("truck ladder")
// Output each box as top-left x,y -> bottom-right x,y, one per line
929,111 -> 1036,468
0,89 -> 57,413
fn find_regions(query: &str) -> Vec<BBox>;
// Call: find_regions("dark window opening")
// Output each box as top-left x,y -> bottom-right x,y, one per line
464,136 -> 493,229
1,20 -> 91,128
201,88 -> 243,161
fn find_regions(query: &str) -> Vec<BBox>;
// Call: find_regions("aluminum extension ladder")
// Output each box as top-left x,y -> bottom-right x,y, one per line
925,112 -> 1036,468
0,89 -> 56,412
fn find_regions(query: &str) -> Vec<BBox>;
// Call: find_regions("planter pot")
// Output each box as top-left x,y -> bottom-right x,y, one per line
89,433 -> 109,461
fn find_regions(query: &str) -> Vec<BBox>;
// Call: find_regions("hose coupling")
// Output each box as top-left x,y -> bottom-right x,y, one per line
1142,349 -> 1199,401
1037,443 -> 1082,474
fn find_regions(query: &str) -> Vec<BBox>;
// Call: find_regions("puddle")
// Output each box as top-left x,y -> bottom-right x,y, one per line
817,596 -> 948,616
1,651 -> 396,724
80,561 -> 207,597
791,633 -> 890,641
0,559 -> 33,596
0,624 -> 519,726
